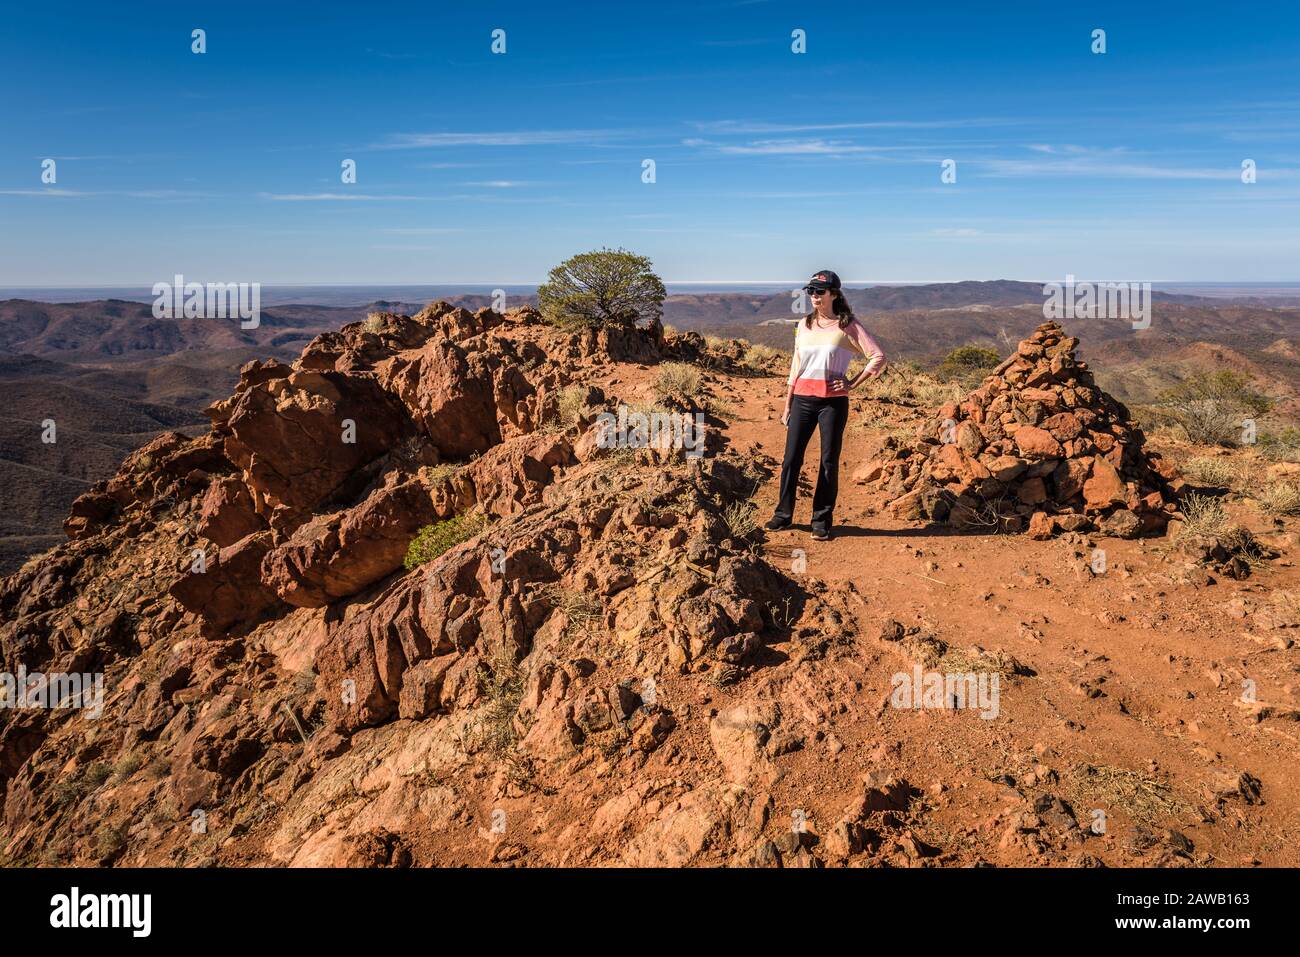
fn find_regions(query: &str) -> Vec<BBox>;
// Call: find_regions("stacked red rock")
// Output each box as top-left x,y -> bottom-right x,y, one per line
874,321 -> 1182,538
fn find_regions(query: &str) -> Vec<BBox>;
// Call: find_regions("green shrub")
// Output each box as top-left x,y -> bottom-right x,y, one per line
423,462 -> 461,484
537,248 -> 666,330
403,513 -> 486,570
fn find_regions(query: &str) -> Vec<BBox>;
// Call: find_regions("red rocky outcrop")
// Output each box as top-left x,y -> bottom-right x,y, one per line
0,299 -> 853,868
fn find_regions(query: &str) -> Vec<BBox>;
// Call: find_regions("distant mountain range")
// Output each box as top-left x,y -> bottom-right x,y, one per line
7,279 -> 1299,307
1,282 -> 1296,574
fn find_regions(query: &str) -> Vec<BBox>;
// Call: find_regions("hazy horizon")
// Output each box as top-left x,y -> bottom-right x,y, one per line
3,279 -> 1300,310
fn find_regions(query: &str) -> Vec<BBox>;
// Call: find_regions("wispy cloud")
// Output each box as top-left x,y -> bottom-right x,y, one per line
371,130 -> 617,149
692,118 -> 1017,135
977,146 -> 1289,180
729,189 -> 861,198
684,137 -> 890,156
460,180 -> 533,188
259,192 -> 435,201
371,244 -> 459,251
32,154 -> 123,161
0,188 -> 92,197
695,38 -> 772,47
0,188 -> 206,198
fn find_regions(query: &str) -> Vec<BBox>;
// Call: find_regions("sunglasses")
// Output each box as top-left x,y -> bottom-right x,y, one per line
805,287 -> 830,297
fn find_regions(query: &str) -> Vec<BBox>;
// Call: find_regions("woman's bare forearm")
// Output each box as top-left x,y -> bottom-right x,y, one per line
850,360 -> 886,389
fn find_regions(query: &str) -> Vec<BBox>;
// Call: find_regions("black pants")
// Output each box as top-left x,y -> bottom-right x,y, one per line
773,394 -> 849,531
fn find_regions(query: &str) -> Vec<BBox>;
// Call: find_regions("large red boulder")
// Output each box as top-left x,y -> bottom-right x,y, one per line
223,369 -> 411,531
381,339 -> 503,459
168,530 -> 285,633
197,476 -> 266,548
262,479 -> 439,608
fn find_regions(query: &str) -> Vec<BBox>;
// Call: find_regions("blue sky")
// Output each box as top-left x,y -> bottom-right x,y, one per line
2,0 -> 1298,285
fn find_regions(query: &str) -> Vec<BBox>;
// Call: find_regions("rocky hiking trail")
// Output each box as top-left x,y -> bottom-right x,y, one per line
1,303 -> 1296,869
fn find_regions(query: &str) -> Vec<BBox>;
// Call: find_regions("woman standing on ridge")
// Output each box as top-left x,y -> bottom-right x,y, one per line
766,269 -> 887,541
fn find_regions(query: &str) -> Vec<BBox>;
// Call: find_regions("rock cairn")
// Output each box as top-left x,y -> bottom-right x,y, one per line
869,321 -> 1182,538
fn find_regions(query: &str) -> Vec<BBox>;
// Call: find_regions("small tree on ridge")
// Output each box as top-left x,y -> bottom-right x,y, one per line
538,248 -> 666,331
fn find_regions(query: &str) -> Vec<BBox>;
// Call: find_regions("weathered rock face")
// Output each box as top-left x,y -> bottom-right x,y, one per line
168,530 -> 286,634
260,479 -> 441,609
309,455 -> 780,738
64,431 -> 227,540
197,476 -> 266,548
444,433 -> 575,518
379,339 -> 505,460
869,322 -> 1182,538
223,369 -> 414,532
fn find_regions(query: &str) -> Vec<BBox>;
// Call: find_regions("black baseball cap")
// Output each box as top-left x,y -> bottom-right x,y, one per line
804,269 -> 841,292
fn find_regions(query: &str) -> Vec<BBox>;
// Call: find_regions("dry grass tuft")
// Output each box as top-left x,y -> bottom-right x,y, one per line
721,500 -> 759,540
1178,493 -> 1229,538
472,647 -> 526,756
549,383 -> 590,432
1256,481 -> 1300,516
655,362 -> 703,399
536,584 -> 603,645
870,364 -> 963,407
1181,455 -> 1240,488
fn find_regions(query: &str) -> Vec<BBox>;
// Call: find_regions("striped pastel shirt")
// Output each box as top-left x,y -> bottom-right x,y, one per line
787,317 -> 888,397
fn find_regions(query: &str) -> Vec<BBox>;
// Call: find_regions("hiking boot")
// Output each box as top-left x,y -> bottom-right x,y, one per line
811,527 -> 833,541
764,517 -> 791,532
